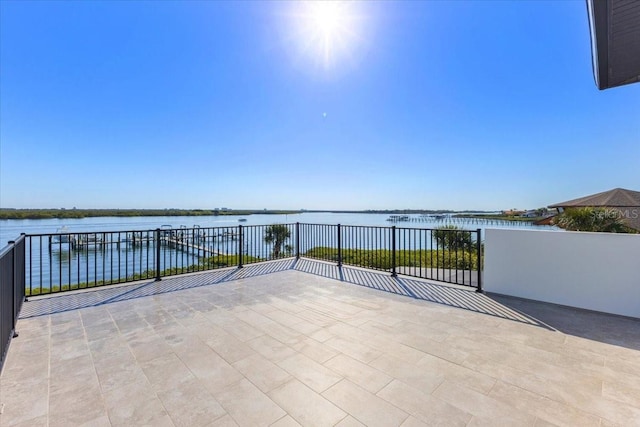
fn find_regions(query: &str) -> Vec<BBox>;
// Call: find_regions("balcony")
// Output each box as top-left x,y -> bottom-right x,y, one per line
2,257 -> 640,426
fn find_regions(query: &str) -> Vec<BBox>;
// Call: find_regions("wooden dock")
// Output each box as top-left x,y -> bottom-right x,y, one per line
162,237 -> 228,257
386,215 -> 537,228
50,233 -> 230,257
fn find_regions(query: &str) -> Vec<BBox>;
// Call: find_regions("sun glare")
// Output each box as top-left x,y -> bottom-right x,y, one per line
288,1 -> 365,71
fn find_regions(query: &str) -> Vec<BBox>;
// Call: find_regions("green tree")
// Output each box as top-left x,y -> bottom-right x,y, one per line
553,207 -> 636,233
432,225 -> 474,250
264,224 -> 292,258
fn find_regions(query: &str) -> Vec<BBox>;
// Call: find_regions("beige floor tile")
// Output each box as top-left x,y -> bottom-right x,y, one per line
433,380 -> 536,426
48,385 -> 106,427
3,265 -> 640,427
214,379 -> 285,427
88,335 -> 132,362
141,352 -> 196,393
127,332 -> 175,363
369,353 -> 443,393
291,336 -> 339,364
377,340 -> 429,365
532,418 -> 562,427
399,332 -> 470,365
335,416 -> 366,427
94,353 -> 148,393
219,317 -> 265,342
84,320 -> 121,342
269,415 -> 302,427
0,415 -> 48,427
322,379 -> 409,427
400,416 -> 429,427
208,414 -> 239,426
175,345 -> 244,395
377,379 -> 471,426
103,381 -> 171,426
157,379 -> 227,427
0,377 -> 49,427
49,335 -> 91,362
246,335 -> 297,362
417,353 -> 496,394
602,379 -> 640,407
49,357 -> 101,396
199,326 -> 257,364
263,309 -> 307,328
262,322 -> 303,346
277,352 -> 342,393
488,380 -> 600,427
324,353 -> 392,393
268,379 -> 346,427
324,336 -> 381,364
232,353 -> 292,393
308,327 -> 333,343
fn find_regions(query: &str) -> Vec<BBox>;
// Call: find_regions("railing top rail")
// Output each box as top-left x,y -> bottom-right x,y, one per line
242,223 -> 295,228
394,226 -> 480,233
20,223 -> 485,239
24,225 -> 250,238
340,224 -> 395,231
25,228 -> 157,237
0,241 -> 15,258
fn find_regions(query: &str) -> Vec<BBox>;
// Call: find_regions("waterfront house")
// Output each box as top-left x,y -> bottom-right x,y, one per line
548,187 -> 640,231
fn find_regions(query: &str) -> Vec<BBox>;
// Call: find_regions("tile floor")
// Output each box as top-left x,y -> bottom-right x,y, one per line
1,259 -> 639,426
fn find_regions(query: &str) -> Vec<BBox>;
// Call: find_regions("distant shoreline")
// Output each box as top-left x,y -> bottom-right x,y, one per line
0,208 -> 490,220
0,208 -> 297,220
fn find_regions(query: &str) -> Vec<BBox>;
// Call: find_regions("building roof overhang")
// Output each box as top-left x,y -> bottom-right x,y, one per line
548,188 -> 640,208
587,0 -> 640,90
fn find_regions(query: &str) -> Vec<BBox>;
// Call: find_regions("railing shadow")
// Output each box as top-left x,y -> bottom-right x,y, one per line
20,257 -> 547,330
294,258 -> 551,329
17,257 -> 640,351
19,259 -> 297,319
488,293 -> 640,351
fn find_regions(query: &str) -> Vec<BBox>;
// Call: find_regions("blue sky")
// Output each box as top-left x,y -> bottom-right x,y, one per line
1,1 -> 638,211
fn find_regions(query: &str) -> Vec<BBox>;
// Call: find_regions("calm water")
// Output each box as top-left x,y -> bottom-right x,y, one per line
0,212 -> 558,247
1,212 -> 558,291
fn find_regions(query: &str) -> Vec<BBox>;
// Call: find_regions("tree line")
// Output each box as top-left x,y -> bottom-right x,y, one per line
0,208 -> 299,220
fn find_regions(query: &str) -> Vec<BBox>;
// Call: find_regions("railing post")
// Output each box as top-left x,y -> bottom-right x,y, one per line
20,233 -> 27,302
155,229 -> 161,281
238,225 -> 243,268
476,228 -> 482,293
295,222 -> 300,260
337,224 -> 342,267
8,240 -> 18,338
391,226 -> 397,277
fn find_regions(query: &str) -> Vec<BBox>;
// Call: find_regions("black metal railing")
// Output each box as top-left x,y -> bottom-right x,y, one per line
12,222 -> 481,298
300,224 -> 482,290
0,235 -> 26,372
22,224 -> 298,296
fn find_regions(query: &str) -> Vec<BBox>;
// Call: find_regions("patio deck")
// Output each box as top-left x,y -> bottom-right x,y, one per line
1,259 -> 639,426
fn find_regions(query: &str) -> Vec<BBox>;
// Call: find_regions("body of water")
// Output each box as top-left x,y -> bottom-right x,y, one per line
1,212 -> 558,293
0,212 -> 558,246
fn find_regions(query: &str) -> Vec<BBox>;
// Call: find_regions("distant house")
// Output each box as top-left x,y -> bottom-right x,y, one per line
502,209 -> 525,216
548,188 -> 640,231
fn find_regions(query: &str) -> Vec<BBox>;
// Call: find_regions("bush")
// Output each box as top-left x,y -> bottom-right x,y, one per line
432,225 -> 475,250
553,207 -> 637,233
303,247 -> 479,270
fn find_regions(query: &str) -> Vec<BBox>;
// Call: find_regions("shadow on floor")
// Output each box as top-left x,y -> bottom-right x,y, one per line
294,259 -> 551,329
19,259 -> 297,319
18,258 -> 640,351
488,293 -> 640,351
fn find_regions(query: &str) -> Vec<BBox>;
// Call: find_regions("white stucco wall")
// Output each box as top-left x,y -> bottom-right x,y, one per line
484,228 -> 640,318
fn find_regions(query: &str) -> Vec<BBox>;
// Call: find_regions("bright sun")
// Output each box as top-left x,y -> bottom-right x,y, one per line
288,1 -> 364,71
